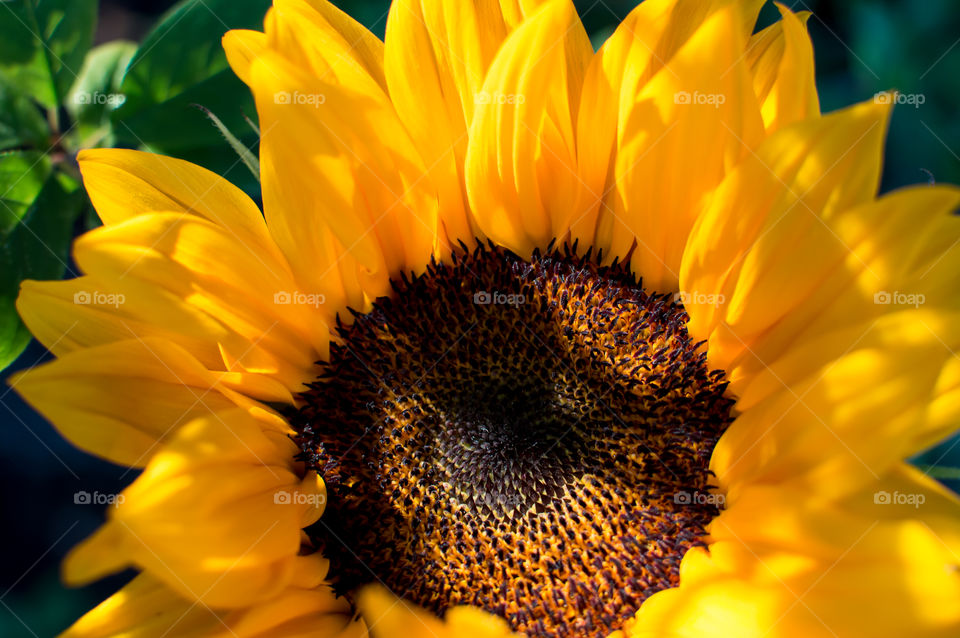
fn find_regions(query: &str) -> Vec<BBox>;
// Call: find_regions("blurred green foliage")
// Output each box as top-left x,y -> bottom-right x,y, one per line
0,0 -> 97,108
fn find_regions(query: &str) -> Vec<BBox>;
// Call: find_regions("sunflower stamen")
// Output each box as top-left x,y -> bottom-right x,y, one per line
295,244 -> 735,638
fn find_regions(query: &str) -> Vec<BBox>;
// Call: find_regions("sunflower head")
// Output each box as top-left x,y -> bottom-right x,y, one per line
294,243 -> 735,636
10,0 -> 960,637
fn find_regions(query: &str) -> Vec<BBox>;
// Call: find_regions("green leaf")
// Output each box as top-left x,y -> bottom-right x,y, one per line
0,76 -> 49,151
0,151 -> 51,234
65,40 -> 136,148
0,153 -> 84,370
112,0 -> 269,151
0,0 -> 98,108
0,302 -> 31,371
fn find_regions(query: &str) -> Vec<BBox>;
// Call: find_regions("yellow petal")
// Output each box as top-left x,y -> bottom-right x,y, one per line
265,0 -> 386,91
745,4 -> 819,132
17,277 -> 293,406
573,0 -> 765,255
64,410 -> 323,608
356,585 -> 519,638
72,212 -> 323,389
680,99 -> 892,372
497,0 -> 548,29
77,149 -> 284,268
384,0 -> 513,249
649,0 -> 767,63
571,0 -> 673,250
605,2 -> 763,289
839,462 -> 960,534
465,0 -> 593,256
712,309 -> 960,503
713,339 -> 924,502
61,572 -> 363,638
632,480 -> 960,637
10,337 -> 290,467
248,48 -> 438,307
17,276 -> 213,365
722,185 -> 960,401
222,29 -> 268,87
225,0 -> 402,313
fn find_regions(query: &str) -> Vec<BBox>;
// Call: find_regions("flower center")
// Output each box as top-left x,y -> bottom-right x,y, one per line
294,244 -> 734,638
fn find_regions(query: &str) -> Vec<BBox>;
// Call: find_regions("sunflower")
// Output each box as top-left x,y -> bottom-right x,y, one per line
11,0 -> 960,636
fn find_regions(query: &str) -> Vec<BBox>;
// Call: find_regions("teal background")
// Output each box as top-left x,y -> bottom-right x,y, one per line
0,1 -> 958,636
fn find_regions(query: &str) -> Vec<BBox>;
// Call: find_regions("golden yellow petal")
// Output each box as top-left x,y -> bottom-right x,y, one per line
573,0 -> 765,257
680,99 -> 892,371
384,0 -> 514,249
18,278 -> 294,406
632,480 -> 960,637
356,585 -> 519,637
712,308 -> 960,504
77,149 -> 283,266
72,212 -> 323,389
266,0 -> 386,91
745,4 -> 819,132
248,49 -> 438,306
721,185 -> 960,401
497,0 -> 548,29
465,0 -> 593,255
571,0 -> 673,250
61,572 -> 362,638
17,276 -> 215,365
10,337 -> 290,467
64,410 -> 322,607
222,29 -> 268,87
599,2 -> 763,289
225,1 -> 400,314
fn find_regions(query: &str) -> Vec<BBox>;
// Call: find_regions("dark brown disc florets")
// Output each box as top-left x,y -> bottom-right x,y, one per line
293,243 -> 734,638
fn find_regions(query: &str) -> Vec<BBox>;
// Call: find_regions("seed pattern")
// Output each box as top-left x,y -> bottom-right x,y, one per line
294,244 -> 735,638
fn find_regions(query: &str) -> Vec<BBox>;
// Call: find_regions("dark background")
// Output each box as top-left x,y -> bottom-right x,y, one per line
1,1 -> 958,636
